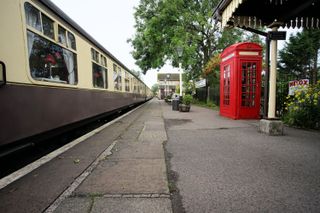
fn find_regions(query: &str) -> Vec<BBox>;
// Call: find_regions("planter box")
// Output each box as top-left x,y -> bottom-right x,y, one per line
179,104 -> 190,112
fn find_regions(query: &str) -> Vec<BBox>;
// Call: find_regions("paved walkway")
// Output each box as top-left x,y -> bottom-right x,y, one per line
162,101 -> 320,213
0,99 -> 172,213
54,100 -> 171,213
1,99 -> 320,213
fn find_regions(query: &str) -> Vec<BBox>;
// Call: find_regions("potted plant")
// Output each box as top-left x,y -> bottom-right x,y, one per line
179,94 -> 193,112
165,95 -> 172,103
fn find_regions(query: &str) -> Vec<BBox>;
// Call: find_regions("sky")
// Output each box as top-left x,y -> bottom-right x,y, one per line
50,1 -> 296,88
51,0 -> 177,88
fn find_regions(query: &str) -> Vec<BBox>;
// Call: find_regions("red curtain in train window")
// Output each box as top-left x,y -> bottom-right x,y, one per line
239,60 -> 260,118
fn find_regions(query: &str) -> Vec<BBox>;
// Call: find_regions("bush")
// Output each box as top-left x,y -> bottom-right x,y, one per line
283,81 -> 320,129
192,99 -> 218,109
182,94 -> 193,105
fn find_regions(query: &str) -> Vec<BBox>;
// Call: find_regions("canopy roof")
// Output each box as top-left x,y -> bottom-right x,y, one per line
157,73 -> 180,81
213,0 -> 320,29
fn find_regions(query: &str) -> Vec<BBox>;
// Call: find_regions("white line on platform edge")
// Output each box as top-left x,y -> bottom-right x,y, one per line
0,103 -> 146,190
44,140 -> 117,213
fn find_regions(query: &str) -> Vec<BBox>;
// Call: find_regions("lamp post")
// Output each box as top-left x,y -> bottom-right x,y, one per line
166,74 -> 170,96
177,46 -> 183,97
164,78 -> 167,98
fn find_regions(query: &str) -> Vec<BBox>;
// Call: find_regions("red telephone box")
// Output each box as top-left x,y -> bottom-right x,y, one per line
220,42 -> 262,119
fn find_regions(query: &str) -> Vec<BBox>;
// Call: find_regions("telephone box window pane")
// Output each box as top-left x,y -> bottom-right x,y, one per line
241,62 -> 257,107
42,14 -> 54,39
25,3 -> 42,31
223,65 -> 230,105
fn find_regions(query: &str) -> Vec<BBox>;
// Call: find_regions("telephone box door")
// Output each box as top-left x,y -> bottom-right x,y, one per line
238,60 -> 261,118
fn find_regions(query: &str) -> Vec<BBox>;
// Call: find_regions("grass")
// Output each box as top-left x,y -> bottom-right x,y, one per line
192,99 -> 219,110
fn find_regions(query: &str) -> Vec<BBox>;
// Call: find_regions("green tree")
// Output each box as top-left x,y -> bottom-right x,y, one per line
130,0 -> 220,75
130,0 -> 240,101
279,29 -> 320,84
130,0 -> 263,102
151,83 -> 159,96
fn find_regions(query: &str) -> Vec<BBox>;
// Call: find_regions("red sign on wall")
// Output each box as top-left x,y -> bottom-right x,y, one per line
288,79 -> 309,96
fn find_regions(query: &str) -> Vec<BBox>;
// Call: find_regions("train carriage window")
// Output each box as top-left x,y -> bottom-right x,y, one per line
58,26 -> 67,46
67,32 -> 76,50
27,31 -> 78,85
125,71 -> 130,92
133,78 -> 137,93
91,49 -> 99,63
42,14 -> 54,39
101,55 -> 107,67
130,75 -> 134,92
118,67 -> 122,91
25,3 -> 42,32
92,63 -> 107,88
113,64 -> 119,90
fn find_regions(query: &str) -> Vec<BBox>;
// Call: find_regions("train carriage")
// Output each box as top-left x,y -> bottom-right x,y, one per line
0,0 -> 151,151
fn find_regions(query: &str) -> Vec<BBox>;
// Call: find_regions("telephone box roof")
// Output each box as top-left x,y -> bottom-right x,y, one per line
221,42 -> 262,57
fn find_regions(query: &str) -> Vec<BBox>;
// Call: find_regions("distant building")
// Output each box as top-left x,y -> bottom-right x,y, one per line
157,73 -> 179,99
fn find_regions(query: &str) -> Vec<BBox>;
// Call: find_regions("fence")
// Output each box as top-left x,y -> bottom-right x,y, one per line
194,85 -> 220,106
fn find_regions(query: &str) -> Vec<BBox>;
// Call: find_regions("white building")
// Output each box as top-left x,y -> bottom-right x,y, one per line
157,73 -> 180,99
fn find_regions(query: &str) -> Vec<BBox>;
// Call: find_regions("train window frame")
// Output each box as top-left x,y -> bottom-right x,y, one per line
113,64 -> 119,91
130,75 -> 134,93
58,25 -> 67,46
92,62 -> 107,89
41,13 -> 54,39
24,2 -> 77,53
24,2 -> 42,32
118,67 -> 122,91
101,55 -> 107,67
125,71 -> 130,92
24,2 -> 79,86
27,31 -> 78,85
67,32 -> 76,50
91,48 -> 99,63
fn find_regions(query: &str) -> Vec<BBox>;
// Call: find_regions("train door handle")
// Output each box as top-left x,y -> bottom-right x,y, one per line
0,61 -> 6,87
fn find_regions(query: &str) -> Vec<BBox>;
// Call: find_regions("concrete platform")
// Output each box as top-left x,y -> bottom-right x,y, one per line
162,101 -> 320,213
0,100 -> 171,213
1,99 -> 319,213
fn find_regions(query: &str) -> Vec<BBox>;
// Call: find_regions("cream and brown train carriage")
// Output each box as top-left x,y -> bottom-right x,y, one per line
0,0 -> 151,152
